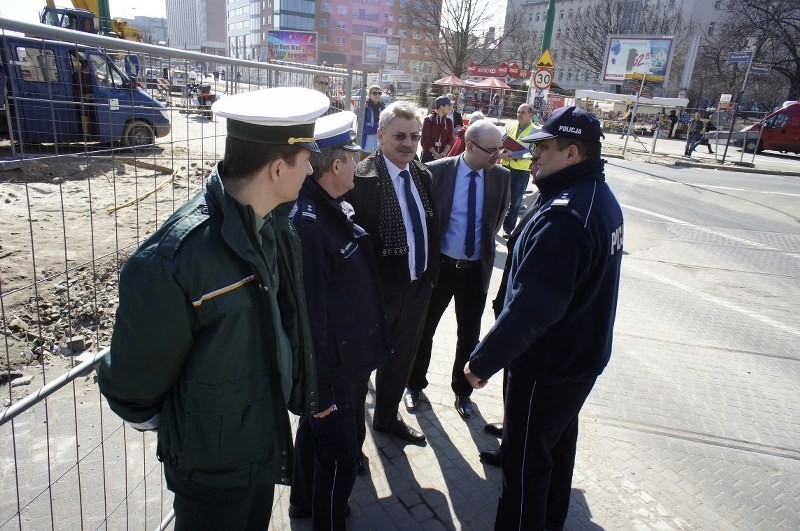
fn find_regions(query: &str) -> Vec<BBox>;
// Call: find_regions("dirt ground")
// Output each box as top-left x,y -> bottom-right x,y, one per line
1,145 -> 219,379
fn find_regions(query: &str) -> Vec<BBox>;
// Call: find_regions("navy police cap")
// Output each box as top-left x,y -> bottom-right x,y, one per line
522,106 -> 605,143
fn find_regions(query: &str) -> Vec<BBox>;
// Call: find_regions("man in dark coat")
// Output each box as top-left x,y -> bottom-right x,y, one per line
466,106 -> 624,530
344,100 -> 440,445
405,120 -> 510,419
98,88 -> 327,530
289,111 -> 391,529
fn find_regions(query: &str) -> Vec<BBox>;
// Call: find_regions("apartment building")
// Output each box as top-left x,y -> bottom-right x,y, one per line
502,0 -> 726,94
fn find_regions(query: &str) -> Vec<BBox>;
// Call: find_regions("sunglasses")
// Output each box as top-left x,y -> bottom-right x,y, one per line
391,132 -> 422,142
316,81 -> 329,85
370,91 -> 382,95
472,142 -> 503,157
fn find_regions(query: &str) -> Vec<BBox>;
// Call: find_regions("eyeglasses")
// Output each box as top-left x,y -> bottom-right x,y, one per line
370,91 -> 382,95
391,132 -> 422,142
316,81 -> 329,86
471,142 -> 503,157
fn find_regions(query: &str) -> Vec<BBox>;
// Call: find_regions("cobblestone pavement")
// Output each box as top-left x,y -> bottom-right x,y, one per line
269,178 -> 800,530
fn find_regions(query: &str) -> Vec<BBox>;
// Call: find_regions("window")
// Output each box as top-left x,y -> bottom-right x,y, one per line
320,2 -> 330,11
15,46 -> 60,83
336,36 -> 346,44
535,12 -> 540,21
399,29 -> 406,37
413,31 -> 420,40
320,34 -> 330,43
411,45 -> 419,54
559,9 -> 564,19
320,18 -> 330,27
556,28 -> 561,39
567,69 -> 572,80
337,21 -> 347,29
559,71 -> 563,80
568,9 -> 573,17
337,5 -> 348,14
714,0 -> 721,8
384,27 -> 392,34
385,12 -> 393,20
708,22 -> 715,36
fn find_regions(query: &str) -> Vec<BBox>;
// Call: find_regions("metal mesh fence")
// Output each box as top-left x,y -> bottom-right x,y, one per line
1,16 -> 363,530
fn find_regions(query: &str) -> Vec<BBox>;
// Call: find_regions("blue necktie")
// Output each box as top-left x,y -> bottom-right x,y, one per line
465,171 -> 478,259
400,170 -> 425,279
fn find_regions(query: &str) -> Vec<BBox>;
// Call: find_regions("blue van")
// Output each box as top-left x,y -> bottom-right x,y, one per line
0,35 -> 170,147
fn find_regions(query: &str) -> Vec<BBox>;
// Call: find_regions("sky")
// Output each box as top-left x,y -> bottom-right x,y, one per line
0,0 -> 167,24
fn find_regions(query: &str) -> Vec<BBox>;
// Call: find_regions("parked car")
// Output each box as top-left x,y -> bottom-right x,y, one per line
734,102 -> 800,154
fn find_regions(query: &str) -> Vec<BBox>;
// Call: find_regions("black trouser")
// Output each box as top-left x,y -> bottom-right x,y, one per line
165,467 -> 274,531
503,169 -> 530,235
494,369 -> 596,531
291,379 -> 365,530
409,258 -> 486,397
373,278 -> 432,429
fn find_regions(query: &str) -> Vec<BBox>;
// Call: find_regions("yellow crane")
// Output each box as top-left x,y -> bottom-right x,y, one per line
42,0 -> 144,42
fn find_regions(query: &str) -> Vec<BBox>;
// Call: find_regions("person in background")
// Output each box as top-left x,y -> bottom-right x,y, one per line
98,87 -> 328,531
446,92 -> 463,136
465,106 -> 623,530
447,111 -> 485,157
691,117 -> 716,154
405,120 -> 510,419
668,109 -> 678,138
313,75 -> 343,115
361,85 -> 386,154
499,103 -> 535,238
684,111 -> 704,157
421,95 -> 455,163
344,100 -> 440,446
289,111 -> 390,529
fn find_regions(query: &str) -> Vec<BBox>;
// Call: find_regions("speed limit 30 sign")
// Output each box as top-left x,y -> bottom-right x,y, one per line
533,68 -> 553,90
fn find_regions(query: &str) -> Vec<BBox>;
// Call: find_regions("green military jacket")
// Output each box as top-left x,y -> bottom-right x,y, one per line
99,167 -> 318,488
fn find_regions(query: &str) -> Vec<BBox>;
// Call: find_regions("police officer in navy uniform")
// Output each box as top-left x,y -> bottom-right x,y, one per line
289,111 -> 391,530
465,106 -> 624,530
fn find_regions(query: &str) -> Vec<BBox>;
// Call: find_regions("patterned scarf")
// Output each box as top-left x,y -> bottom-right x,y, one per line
374,149 -> 433,257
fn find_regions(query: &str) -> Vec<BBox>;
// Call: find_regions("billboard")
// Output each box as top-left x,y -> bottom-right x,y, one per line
362,34 -> 401,66
601,35 -> 674,84
267,31 -> 318,63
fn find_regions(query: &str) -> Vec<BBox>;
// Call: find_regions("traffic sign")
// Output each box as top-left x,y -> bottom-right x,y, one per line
535,49 -> 555,69
750,62 -> 772,75
728,51 -> 753,63
533,68 -> 553,90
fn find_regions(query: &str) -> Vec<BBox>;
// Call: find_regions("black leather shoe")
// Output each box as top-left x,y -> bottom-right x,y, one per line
479,448 -> 502,467
454,396 -> 473,418
373,420 -> 426,444
357,453 -> 369,475
484,422 -> 503,437
403,389 -> 420,411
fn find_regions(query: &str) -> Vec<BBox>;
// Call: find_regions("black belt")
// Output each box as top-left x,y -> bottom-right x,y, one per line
441,255 -> 479,269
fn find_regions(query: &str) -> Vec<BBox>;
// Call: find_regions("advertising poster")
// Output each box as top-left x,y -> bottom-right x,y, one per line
363,34 -> 401,66
601,35 -> 674,84
267,31 -> 317,63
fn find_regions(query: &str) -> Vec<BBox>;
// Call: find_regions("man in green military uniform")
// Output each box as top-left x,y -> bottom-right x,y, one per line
98,87 -> 329,531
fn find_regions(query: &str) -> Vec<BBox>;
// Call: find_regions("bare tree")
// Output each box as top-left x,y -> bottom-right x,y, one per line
405,0 -> 522,78
501,9 -> 540,71
718,0 -> 800,100
557,0 -> 694,94
691,22 -> 789,111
